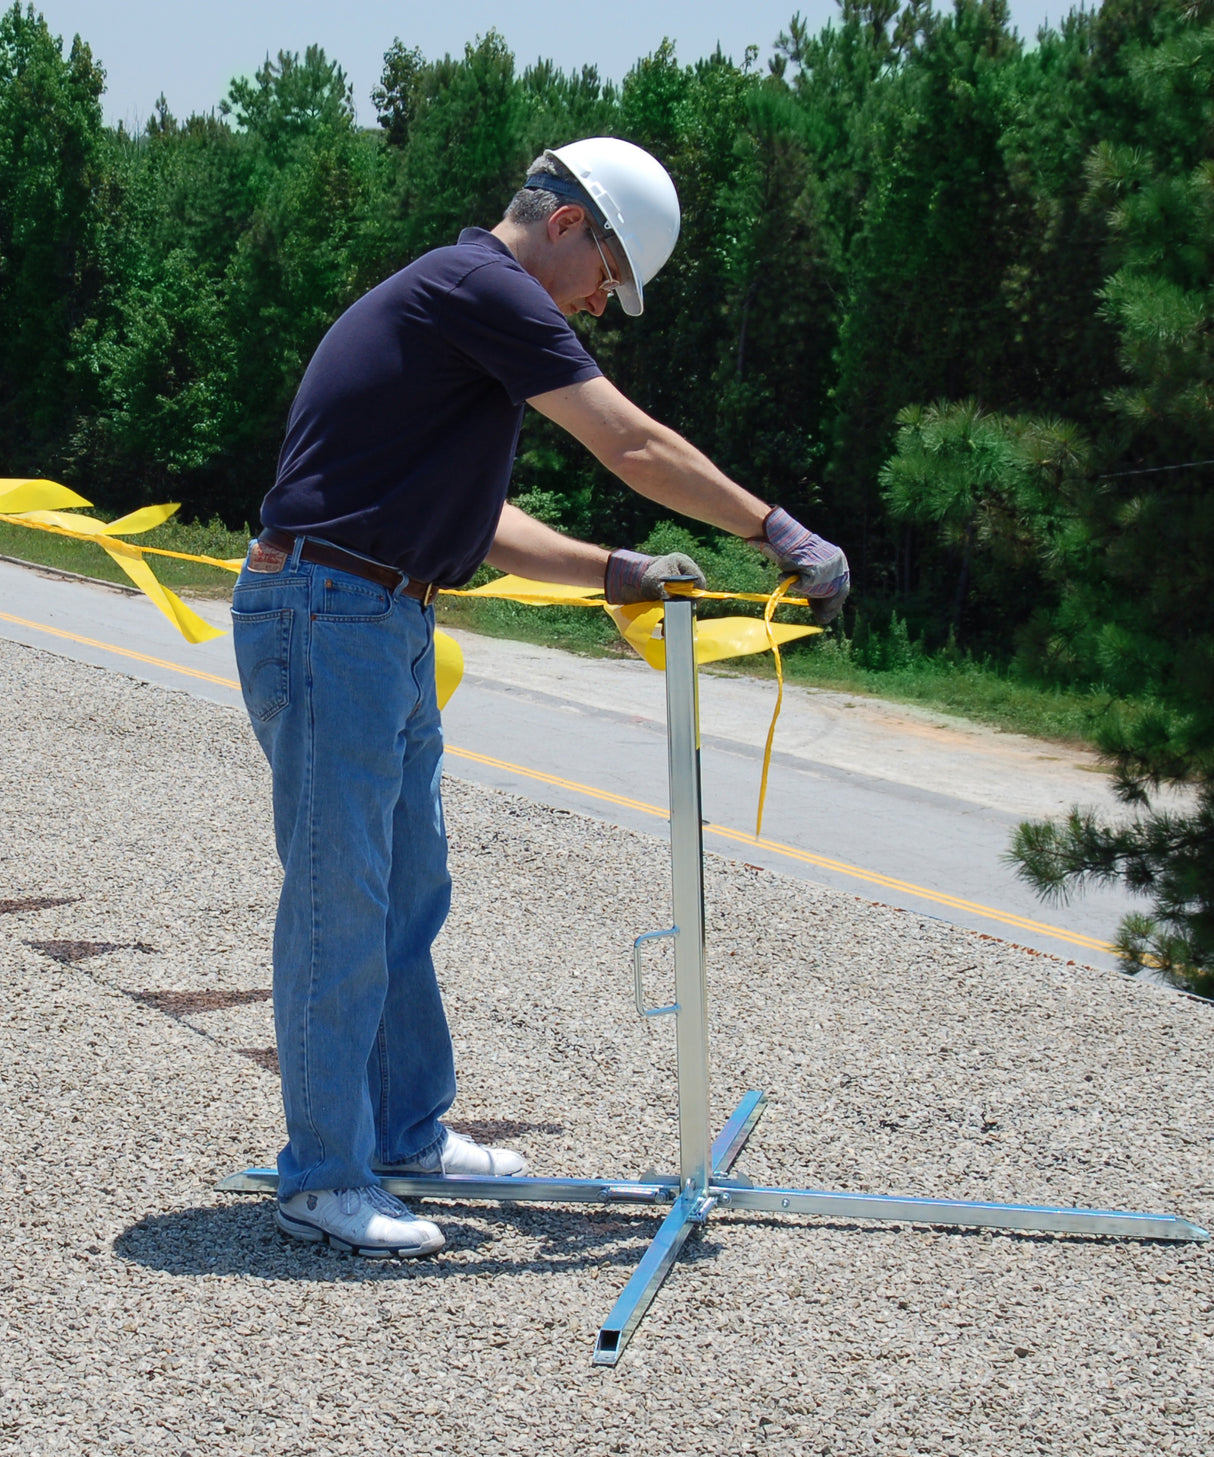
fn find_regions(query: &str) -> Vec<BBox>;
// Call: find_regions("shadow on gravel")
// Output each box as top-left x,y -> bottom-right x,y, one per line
114,1200 -> 724,1282
114,1200 -> 1116,1286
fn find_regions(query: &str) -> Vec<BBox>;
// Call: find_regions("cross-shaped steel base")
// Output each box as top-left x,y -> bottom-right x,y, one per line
218,588 -> 1209,1366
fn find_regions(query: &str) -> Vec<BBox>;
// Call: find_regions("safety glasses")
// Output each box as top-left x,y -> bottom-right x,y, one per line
588,229 -> 623,296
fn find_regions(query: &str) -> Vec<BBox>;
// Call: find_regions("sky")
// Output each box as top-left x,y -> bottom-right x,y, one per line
37,1 -> 1073,132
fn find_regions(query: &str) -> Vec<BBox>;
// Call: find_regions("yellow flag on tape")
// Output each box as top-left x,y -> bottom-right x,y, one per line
104,503 -> 182,535
94,536 -> 224,644
0,478 -> 93,513
0,481 -> 222,643
603,601 -> 818,671
698,617 -> 818,664
604,602 -> 665,666
462,575 -> 604,604
434,631 -> 463,708
9,507 -> 111,532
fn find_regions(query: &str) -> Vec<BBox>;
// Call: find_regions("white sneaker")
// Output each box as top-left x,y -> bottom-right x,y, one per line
276,1186 -> 444,1257
375,1127 -> 529,1178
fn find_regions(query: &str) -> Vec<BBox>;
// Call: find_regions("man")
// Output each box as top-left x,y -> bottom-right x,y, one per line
232,138 -> 848,1258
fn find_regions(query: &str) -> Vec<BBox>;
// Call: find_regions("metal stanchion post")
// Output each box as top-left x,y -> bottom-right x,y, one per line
657,588 -> 711,1193
219,584 -> 1209,1365
595,584 -> 716,1363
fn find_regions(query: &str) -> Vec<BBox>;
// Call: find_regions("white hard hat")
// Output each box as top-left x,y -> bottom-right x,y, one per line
544,137 -> 681,316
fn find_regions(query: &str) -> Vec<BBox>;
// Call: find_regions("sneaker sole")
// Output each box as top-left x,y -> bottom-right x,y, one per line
372,1160 -> 530,1177
274,1209 -> 444,1259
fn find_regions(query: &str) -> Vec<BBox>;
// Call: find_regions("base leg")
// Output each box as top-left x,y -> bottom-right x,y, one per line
215,1169 -> 679,1204
593,1186 -> 711,1366
591,1092 -> 768,1365
712,1090 -> 767,1174
712,1183 -> 1209,1242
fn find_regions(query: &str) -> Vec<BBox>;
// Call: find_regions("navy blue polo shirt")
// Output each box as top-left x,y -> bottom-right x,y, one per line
261,228 -> 602,585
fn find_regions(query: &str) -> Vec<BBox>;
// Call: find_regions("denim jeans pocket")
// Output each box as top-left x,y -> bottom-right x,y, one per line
232,607 -> 293,722
314,575 -> 393,622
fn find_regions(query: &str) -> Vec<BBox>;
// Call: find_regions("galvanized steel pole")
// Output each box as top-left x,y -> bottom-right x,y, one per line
661,590 -> 712,1196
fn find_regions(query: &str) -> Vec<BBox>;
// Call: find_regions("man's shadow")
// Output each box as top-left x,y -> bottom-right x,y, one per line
114,1199 -> 724,1283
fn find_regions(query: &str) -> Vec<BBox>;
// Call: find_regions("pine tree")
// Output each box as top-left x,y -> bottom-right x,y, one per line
1010,3 -> 1214,995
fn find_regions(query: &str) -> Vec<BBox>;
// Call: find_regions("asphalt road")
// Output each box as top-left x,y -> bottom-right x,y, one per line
0,555 -> 1150,975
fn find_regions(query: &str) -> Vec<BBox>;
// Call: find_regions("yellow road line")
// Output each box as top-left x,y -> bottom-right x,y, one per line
702,822 -> 1113,953
443,751 -> 1107,955
447,746 -> 663,818
0,610 -> 241,690
2,608 -> 1112,957
447,747 -> 1113,956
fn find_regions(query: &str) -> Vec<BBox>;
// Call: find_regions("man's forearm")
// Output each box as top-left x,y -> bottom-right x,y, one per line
485,501 -> 611,588
529,377 -> 771,540
609,423 -> 770,537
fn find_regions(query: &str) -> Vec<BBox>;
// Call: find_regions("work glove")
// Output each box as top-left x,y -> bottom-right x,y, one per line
605,549 -> 707,605
750,507 -> 850,625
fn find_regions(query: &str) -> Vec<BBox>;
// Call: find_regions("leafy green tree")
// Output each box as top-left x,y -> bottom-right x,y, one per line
0,2 -> 105,467
992,0 -> 1194,430
518,58 -> 618,148
707,79 -> 839,523
74,44 -> 384,517
215,49 -> 382,512
74,248 -> 237,494
220,45 -> 355,162
69,109 -> 246,505
390,32 -> 529,258
826,1 -> 1023,575
372,40 -> 425,147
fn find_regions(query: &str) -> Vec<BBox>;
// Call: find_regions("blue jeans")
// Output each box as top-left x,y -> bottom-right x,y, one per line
232,536 -> 456,1200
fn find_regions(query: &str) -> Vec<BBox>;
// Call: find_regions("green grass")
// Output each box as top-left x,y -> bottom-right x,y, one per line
436,590 -> 621,657
0,515 -> 250,597
1,518 -> 1123,749
734,640 -> 1122,746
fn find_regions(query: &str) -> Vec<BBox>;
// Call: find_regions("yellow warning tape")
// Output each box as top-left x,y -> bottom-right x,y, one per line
756,575 -> 796,837
1,477 -> 824,829
0,480 -> 229,644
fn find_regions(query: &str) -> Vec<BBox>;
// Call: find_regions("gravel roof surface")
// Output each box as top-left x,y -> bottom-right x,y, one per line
1,635 -> 1211,1456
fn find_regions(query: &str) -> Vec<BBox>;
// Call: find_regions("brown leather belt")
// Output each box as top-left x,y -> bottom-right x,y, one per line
259,528 -> 439,606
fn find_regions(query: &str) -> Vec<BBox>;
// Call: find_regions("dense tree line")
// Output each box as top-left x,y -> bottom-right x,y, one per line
1,0 -> 1210,987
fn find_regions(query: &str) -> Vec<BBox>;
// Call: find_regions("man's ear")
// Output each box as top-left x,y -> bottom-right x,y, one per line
546,204 -> 586,243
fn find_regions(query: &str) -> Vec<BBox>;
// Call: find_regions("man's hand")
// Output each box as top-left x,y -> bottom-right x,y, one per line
751,507 -> 850,625
605,548 -> 707,604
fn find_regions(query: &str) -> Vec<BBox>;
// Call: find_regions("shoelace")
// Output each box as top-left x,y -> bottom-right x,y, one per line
334,1185 -> 410,1217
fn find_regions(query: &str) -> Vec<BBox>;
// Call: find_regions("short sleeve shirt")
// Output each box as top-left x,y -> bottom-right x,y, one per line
261,228 -> 602,585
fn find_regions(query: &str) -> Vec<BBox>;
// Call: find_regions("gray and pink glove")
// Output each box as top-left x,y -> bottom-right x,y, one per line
605,548 -> 707,605
751,507 -> 850,625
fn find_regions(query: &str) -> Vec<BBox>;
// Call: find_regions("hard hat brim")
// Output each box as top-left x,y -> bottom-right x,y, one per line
614,266 -> 643,317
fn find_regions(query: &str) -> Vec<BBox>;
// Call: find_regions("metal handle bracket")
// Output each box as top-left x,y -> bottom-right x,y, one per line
633,927 -> 679,1018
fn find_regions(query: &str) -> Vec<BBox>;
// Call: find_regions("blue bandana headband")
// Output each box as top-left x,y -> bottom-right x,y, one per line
523,170 -> 612,234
